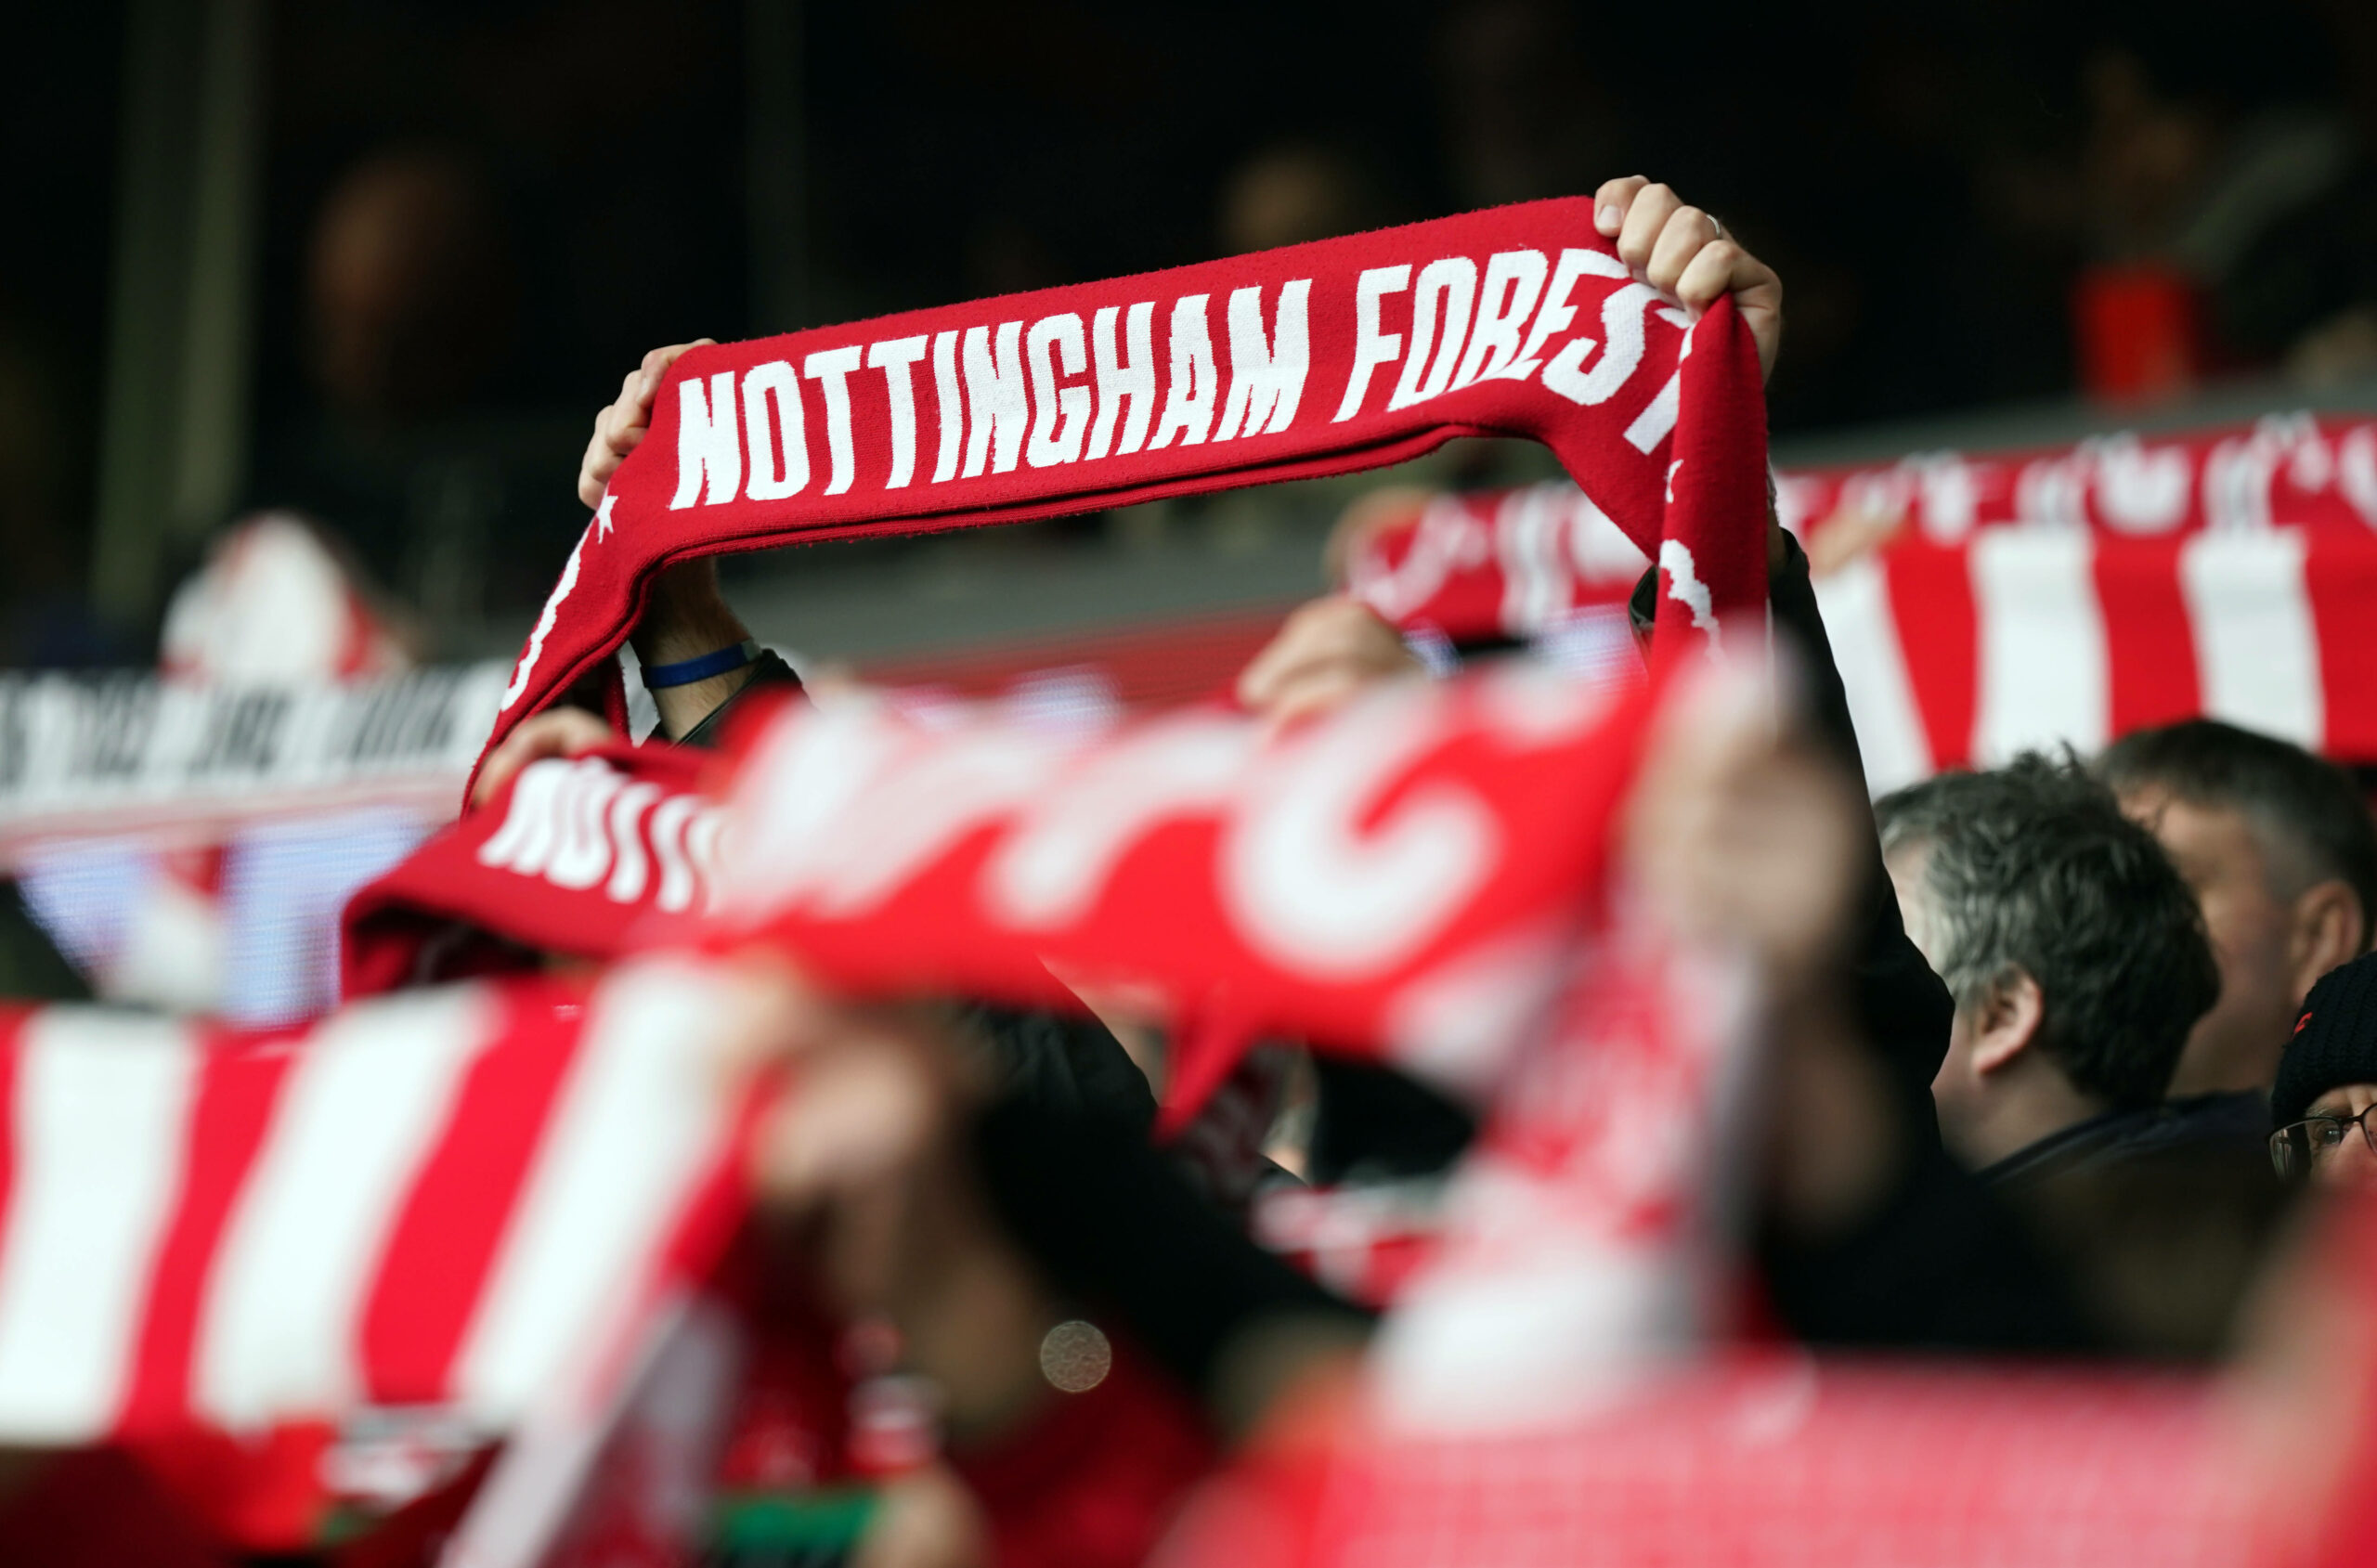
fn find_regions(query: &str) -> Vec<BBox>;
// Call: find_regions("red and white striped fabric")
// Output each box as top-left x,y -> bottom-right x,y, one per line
1776,411 -> 2377,544
1812,527 -> 2377,793
1340,417 -> 2377,787
0,962 -> 746,1447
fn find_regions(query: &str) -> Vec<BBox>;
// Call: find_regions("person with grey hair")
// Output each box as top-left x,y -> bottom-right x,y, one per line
2097,719 -> 2377,1100
1877,754 -> 2221,1185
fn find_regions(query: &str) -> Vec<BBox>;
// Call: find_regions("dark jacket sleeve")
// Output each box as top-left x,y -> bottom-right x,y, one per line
1759,1135 -> 2100,1354
0,883 -> 87,1002
1690,541 -> 2093,1352
1636,536 -> 1954,1132
1766,533 -> 1955,1132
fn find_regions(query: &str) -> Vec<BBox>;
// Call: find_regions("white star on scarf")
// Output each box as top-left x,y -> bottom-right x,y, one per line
593,494 -> 617,541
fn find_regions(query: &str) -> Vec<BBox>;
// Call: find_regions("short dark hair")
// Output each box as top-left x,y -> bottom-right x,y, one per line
2097,719 -> 2377,941
1877,753 -> 2218,1108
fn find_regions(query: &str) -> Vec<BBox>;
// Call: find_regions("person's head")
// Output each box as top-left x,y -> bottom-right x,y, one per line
305,147 -> 513,421
1877,753 -> 2219,1170
2098,720 -> 2376,1096
2269,952 -> 2377,1190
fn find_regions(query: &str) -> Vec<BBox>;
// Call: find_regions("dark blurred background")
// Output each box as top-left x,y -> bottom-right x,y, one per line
8,0 -> 2377,669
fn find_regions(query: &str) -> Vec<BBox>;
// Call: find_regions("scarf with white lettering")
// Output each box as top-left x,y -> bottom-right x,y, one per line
703,664 -> 1656,1119
342,744 -> 721,999
476,197 -> 1769,793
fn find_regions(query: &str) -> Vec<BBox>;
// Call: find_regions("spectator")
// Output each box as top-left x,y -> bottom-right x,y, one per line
1215,143 -> 1384,255
2098,719 -> 2377,1103
2072,31 -> 2376,384
1877,755 -> 2218,1184
2269,952 -> 2377,1187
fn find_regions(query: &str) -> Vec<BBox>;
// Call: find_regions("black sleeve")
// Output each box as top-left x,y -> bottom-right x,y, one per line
1758,1136 -> 2099,1354
1306,1056 -> 1474,1183
1630,538 -> 1953,1128
961,1002 -> 1160,1135
0,883 -> 87,1002
1764,535 -> 1955,1134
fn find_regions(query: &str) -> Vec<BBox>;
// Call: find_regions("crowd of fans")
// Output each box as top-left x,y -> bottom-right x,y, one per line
276,175 -> 2375,1563
8,20 -> 2377,1539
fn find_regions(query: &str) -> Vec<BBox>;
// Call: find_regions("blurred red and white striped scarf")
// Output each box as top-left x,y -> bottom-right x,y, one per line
1344,417 -> 2377,784
0,965 -> 749,1450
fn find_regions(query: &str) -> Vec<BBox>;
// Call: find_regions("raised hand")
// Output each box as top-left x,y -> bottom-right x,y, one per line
577,339 -> 716,508
1593,177 -> 1783,383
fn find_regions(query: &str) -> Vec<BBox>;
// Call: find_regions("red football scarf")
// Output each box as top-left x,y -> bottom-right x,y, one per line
703,665 -> 1658,1119
342,744 -> 722,999
476,197 -> 1770,793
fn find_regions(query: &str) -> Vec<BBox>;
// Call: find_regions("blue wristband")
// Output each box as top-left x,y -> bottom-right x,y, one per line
642,640 -> 760,689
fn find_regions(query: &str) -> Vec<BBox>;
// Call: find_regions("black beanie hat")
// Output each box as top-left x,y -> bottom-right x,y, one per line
2271,952 -> 2377,1127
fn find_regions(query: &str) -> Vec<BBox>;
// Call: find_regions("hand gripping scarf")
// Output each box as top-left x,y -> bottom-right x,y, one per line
476,197 -> 1771,794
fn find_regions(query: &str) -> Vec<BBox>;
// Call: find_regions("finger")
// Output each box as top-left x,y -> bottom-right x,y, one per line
1593,175 -> 1650,236
1235,601 -> 1334,706
1674,242 -> 1784,379
1616,182 -> 1683,275
601,397 -> 643,457
1672,240 -> 1735,314
1262,664 -> 1371,732
636,340 -> 715,409
471,733 -> 538,809
635,344 -> 681,407
1645,206 -> 1720,297
593,420 -> 645,475
468,709 -> 614,808
579,434 -> 626,508
1671,239 -> 1760,313
1235,636 -> 1300,709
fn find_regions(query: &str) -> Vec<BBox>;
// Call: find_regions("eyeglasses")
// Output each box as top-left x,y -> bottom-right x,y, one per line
2270,1105 -> 2377,1179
